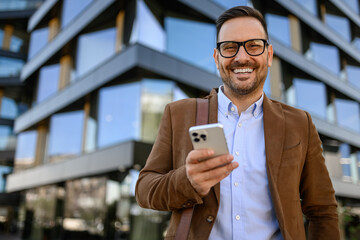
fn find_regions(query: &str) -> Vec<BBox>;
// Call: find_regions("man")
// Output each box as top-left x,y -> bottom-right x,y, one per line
136,6 -> 340,240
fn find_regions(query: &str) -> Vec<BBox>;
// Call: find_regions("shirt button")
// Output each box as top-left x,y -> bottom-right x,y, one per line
207,215 -> 214,223
235,215 -> 240,221
238,123 -> 242,127
231,107 -> 235,112
234,182 -> 239,187
235,151 -> 239,156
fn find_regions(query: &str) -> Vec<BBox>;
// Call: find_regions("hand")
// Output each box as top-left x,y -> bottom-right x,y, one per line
186,149 -> 239,197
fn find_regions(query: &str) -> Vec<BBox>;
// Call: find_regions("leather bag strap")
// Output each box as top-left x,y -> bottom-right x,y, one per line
174,98 -> 209,240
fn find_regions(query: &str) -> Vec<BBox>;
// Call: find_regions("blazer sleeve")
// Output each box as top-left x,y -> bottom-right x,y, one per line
135,103 -> 203,211
300,112 -> 340,240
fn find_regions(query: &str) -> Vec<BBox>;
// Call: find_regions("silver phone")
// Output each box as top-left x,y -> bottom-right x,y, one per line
189,123 -> 229,157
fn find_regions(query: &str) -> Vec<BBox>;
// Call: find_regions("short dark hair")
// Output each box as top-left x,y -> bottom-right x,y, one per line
216,6 -> 268,41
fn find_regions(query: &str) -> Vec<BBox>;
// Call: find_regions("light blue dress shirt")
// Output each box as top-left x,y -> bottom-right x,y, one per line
208,86 -> 283,240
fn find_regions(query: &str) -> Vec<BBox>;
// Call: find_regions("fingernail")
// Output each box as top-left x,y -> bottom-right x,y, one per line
231,162 -> 238,168
208,150 -> 214,155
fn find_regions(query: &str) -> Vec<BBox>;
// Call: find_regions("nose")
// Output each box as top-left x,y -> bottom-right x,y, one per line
234,45 -> 250,62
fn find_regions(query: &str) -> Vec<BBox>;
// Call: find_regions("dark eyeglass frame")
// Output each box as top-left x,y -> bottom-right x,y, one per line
216,39 -> 269,58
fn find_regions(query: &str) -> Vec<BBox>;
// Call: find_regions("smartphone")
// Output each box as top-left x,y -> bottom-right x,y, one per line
189,123 -> 229,157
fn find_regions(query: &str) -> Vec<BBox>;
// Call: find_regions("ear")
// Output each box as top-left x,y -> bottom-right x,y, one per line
267,44 -> 273,67
213,48 -> 219,69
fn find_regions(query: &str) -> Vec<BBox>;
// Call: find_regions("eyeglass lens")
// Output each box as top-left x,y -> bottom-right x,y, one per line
219,39 -> 265,57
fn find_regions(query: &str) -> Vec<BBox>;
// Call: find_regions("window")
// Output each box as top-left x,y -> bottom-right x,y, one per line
211,0 -> 253,9
263,71 -> 271,96
0,29 -> 4,48
265,14 -> 291,47
0,166 -> 12,192
36,64 -> 60,103
48,111 -> 84,161
353,37 -> 360,50
10,34 -> 24,53
61,0 -> 93,28
346,65 -> 360,89
166,17 -> 216,73
28,27 -> 49,59
293,0 -> 318,16
325,14 -> 351,42
1,97 -> 18,119
293,78 -> 327,119
76,27 -> 116,78
307,42 -> 340,75
15,130 -> 38,168
0,57 -> 24,77
130,0 -> 165,52
98,82 -> 141,148
334,98 -> 360,133
339,143 -> 352,182
0,125 -> 13,150
343,0 -> 359,14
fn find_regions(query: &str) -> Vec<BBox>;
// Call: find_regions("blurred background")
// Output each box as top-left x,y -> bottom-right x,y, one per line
0,0 -> 359,239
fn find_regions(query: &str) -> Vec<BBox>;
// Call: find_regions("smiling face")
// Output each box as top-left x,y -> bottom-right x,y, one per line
214,16 -> 273,99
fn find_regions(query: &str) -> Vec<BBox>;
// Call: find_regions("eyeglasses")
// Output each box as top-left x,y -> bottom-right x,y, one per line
216,39 -> 269,58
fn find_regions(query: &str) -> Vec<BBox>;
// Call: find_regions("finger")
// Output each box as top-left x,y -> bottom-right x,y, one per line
192,154 -> 234,173
199,161 -> 239,183
186,149 -> 215,164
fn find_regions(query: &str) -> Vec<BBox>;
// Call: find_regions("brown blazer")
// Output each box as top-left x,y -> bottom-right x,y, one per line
135,89 -> 340,240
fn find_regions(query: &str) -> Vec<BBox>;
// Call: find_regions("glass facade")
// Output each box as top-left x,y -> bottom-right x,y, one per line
61,0 -> 93,29
10,34 -> 24,53
325,14 -> 351,42
266,14 -> 291,47
48,111 -> 84,161
293,78 -> 327,119
0,166 -> 12,192
0,29 -> 3,47
339,143 -> 352,182
334,98 -> 360,133
166,17 -> 216,73
293,0 -> 318,16
346,65 -> 360,89
0,125 -> 14,150
28,27 -> 49,59
76,27 -> 116,78
15,130 -> 38,168
0,0 -> 42,11
0,56 -> 25,77
36,64 -> 60,103
211,0 -> 253,9
343,0 -> 359,14
307,42 -> 340,75
1,97 -> 18,119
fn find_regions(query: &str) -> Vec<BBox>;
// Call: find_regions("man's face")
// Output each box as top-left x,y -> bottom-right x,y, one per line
214,17 -> 273,97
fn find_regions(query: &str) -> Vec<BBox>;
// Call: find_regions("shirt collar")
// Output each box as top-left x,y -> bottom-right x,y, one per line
218,85 -> 264,119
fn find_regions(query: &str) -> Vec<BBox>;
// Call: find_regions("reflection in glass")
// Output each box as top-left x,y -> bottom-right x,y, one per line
334,98 -> 360,133
28,27 -> 49,59
76,28 -> 116,78
0,125 -> 13,150
339,143 -> 352,182
130,1 -> 165,52
0,166 -> 12,192
61,0 -> 93,28
211,0 -> 253,9
37,64 -> 60,103
1,97 -> 18,119
293,78 -> 327,119
266,14 -> 291,47
343,0 -> 359,14
325,14 -> 351,42
166,17 -> 216,73
98,82 -> 141,148
307,42 -> 340,75
48,111 -> 84,161
15,130 -> 37,168
0,57 -> 24,77
346,65 -> 360,89
293,0 -> 318,16
10,35 -> 24,53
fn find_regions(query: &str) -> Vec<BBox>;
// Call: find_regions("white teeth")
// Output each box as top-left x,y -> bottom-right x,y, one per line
233,68 -> 253,73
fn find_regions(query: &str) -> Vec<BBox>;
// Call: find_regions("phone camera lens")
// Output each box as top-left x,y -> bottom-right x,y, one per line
194,138 -> 200,142
192,132 -> 198,137
200,134 -> 206,141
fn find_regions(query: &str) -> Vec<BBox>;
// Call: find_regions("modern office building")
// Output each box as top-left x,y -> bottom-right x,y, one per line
4,0 -> 360,239
0,0 -> 43,235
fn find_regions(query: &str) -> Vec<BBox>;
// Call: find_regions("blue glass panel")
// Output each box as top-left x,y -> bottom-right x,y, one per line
325,14 -> 351,42
15,130 -> 37,164
211,0 -> 252,9
340,143 -> 351,157
61,0 -> 93,28
76,28 -> 116,78
0,56 -> 24,77
1,97 -> 18,119
166,17 -> 216,73
263,71 -> 271,96
334,98 -> 360,133
293,78 -> 327,119
10,35 -> 24,53
309,42 -> 340,75
343,0 -> 359,14
353,37 -> 360,50
265,14 -> 291,47
0,166 -> 12,192
28,27 -> 49,59
293,0 -> 317,16
0,0 -> 42,11
0,125 -> 12,150
98,82 -> 141,148
173,86 -> 189,101
48,111 -> 84,157
0,29 -> 4,47
37,64 -> 60,103
346,65 -> 360,89
131,1 -> 166,52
